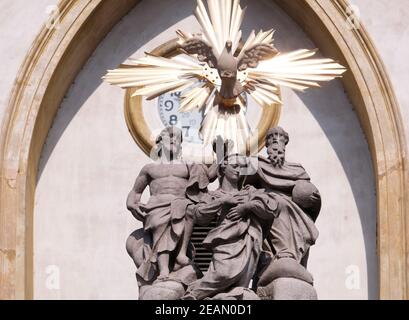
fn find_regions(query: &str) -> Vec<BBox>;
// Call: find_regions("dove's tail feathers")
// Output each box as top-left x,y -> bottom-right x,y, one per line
200,102 -> 250,154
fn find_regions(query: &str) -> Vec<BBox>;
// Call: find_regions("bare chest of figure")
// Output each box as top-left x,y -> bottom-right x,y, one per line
148,163 -> 189,197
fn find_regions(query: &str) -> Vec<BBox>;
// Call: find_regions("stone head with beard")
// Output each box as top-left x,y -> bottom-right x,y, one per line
265,126 -> 289,167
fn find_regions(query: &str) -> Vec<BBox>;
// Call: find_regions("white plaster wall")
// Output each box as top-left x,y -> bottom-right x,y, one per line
32,0 -> 376,299
353,0 -> 409,140
0,0 -> 58,122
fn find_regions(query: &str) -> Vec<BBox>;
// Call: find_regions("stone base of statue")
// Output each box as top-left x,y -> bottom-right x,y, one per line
138,264 -> 202,300
257,278 -> 317,300
183,287 -> 260,300
255,257 -> 317,300
211,287 -> 260,300
139,279 -> 186,300
127,228 -> 202,300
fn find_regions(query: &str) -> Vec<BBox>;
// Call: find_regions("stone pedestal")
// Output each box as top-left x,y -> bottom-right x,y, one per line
139,280 -> 186,300
257,278 -> 318,300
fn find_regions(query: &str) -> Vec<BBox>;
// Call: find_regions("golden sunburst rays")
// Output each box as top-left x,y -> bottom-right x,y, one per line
200,95 -> 249,149
103,54 -> 207,101
103,0 -> 347,152
244,49 -> 346,106
192,0 -> 245,56
179,85 -> 216,112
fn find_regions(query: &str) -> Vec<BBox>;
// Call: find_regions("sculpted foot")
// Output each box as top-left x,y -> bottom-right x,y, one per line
156,273 -> 170,281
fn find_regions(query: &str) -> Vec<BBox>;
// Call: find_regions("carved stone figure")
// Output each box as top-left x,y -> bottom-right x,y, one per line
246,127 -> 321,299
126,125 -> 321,300
183,154 -> 277,300
126,126 -> 210,299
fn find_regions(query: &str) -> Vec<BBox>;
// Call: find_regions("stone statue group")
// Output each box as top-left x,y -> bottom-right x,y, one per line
126,126 -> 321,300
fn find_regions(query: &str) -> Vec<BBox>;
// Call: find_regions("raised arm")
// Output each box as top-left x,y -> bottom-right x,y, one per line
126,166 -> 151,222
194,197 -> 223,227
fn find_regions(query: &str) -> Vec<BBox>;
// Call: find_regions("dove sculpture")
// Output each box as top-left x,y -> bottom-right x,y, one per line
104,0 -> 346,152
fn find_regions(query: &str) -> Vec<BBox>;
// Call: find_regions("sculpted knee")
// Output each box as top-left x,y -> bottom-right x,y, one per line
256,257 -> 314,287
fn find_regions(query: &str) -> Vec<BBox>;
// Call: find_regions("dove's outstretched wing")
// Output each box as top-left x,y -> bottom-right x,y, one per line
238,43 -> 278,71
179,35 -> 218,68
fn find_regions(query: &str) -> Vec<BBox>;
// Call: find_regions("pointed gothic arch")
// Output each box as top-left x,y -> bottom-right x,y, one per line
1,0 -> 407,299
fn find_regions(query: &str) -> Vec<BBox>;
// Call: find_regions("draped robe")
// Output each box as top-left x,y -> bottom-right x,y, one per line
135,162 -> 210,283
185,185 -> 277,299
249,156 -> 320,263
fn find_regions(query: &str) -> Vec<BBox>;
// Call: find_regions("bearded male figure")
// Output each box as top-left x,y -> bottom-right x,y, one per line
126,126 -> 210,298
244,127 -> 322,299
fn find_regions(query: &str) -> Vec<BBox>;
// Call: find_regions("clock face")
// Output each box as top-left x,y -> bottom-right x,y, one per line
157,91 -> 249,145
157,91 -> 204,144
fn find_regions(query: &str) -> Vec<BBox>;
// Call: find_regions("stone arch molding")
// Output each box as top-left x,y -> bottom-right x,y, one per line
0,0 -> 407,299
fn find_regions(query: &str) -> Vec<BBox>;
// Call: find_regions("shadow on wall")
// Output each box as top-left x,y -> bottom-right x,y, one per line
38,0 -> 196,177
295,86 -> 378,299
37,0 -> 378,299
242,0 -> 378,299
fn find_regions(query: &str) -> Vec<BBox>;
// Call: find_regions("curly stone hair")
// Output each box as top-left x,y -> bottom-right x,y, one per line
153,126 -> 183,159
265,126 -> 289,146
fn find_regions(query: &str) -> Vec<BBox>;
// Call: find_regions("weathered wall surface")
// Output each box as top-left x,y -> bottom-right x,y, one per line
0,0 -> 57,122
0,0 -> 408,300
353,0 -> 409,140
